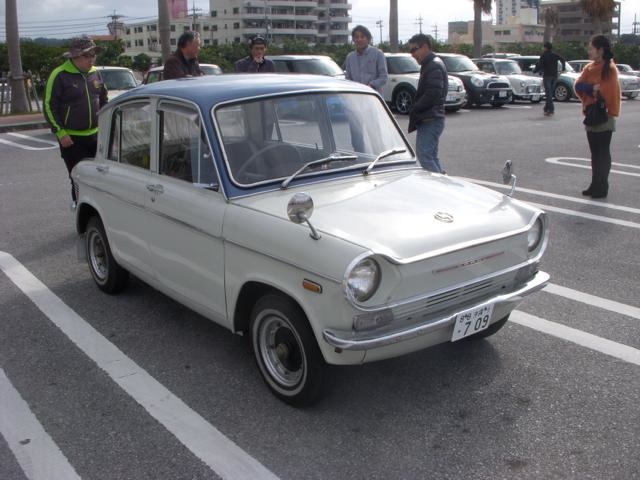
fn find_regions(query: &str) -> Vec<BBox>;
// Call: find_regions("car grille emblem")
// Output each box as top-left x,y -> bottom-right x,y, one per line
434,212 -> 454,223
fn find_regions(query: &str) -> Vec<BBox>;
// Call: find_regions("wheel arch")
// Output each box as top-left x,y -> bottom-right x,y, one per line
76,203 -> 101,235
392,83 -> 416,102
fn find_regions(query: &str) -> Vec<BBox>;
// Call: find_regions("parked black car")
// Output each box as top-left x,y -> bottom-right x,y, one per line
436,53 -> 512,107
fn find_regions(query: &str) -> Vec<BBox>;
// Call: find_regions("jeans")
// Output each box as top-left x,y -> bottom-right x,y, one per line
543,76 -> 556,113
415,117 -> 445,173
586,130 -> 613,195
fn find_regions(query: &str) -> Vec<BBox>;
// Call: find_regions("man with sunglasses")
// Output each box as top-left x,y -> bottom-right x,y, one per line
45,35 -> 108,206
407,33 -> 448,174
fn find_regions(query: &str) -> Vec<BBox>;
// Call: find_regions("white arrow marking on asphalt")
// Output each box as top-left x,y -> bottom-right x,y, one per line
7,132 -> 59,147
546,156 -> 640,177
0,368 -> 82,480
0,251 -> 280,480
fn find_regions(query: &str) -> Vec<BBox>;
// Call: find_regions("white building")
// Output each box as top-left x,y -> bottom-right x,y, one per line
496,0 -> 540,25
121,0 -> 352,60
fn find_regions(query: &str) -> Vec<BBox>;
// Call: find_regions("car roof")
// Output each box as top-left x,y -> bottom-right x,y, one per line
148,63 -> 220,72
96,66 -> 133,71
268,55 -> 333,60
435,53 -> 467,58
384,53 -> 411,57
111,73 -> 368,108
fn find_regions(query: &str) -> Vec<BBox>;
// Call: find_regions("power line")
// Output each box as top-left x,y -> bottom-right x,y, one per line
416,14 -> 424,34
375,18 -> 384,44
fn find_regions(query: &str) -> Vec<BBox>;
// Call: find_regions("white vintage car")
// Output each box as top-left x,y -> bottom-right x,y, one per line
73,74 -> 549,405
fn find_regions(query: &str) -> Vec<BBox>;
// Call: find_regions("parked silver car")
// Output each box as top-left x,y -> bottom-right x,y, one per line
568,60 -> 640,99
474,58 -> 543,103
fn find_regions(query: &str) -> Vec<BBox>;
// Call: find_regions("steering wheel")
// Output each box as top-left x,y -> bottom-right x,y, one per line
235,143 -> 303,181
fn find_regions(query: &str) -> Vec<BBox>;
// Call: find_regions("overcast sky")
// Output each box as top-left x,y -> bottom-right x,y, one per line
1,0 -> 638,42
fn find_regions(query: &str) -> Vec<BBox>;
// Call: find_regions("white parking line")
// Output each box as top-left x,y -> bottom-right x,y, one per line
7,132 -> 59,147
0,138 -> 57,151
462,177 -> 640,215
528,202 -> 640,230
0,251 -> 279,480
510,311 -> 640,367
544,283 -> 640,320
0,368 -> 81,480
546,157 -> 640,177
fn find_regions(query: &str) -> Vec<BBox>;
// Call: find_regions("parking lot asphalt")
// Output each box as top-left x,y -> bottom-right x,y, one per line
1,98 -> 639,480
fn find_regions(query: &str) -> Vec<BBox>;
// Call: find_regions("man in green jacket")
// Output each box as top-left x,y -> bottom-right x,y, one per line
45,35 -> 108,205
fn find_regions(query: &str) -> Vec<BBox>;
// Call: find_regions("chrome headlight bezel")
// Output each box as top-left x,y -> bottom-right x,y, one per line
470,75 -> 484,88
527,216 -> 544,253
344,257 -> 381,303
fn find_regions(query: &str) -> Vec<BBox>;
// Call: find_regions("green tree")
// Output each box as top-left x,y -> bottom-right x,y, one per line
96,39 -> 125,66
131,53 -> 152,72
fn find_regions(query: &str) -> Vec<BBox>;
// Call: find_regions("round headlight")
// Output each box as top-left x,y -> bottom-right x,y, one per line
527,217 -> 544,252
346,258 -> 381,302
520,81 -> 526,88
470,75 -> 484,88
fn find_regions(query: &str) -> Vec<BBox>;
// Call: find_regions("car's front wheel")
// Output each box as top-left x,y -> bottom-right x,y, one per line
554,83 -> 571,102
393,87 -> 414,114
250,294 -> 326,406
85,216 -> 129,294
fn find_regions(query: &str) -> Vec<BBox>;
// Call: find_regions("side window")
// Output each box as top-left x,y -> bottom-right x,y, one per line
108,102 -> 151,169
159,104 -> 219,188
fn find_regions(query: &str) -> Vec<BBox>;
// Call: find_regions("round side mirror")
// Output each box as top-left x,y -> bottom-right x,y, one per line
287,192 -> 314,224
501,160 -> 513,185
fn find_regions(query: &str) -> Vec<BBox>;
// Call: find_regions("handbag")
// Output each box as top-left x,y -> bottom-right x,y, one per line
583,94 -> 608,126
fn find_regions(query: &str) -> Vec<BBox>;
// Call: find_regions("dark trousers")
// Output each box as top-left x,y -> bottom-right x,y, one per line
586,130 -> 613,195
60,135 -> 97,201
543,76 -> 556,113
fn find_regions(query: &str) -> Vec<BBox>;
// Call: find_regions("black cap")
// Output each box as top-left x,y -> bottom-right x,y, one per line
250,36 -> 267,47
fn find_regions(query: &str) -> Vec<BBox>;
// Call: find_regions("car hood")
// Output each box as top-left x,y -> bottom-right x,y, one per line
233,169 -> 539,263
506,74 -> 539,83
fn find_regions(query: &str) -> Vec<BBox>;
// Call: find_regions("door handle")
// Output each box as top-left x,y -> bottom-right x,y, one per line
96,165 -> 109,173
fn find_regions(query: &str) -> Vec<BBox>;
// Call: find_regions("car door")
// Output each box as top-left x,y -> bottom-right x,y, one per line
94,100 -> 155,279
144,101 -> 227,322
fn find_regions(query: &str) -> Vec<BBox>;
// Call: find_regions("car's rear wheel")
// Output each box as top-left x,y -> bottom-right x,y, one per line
393,87 -> 414,114
250,294 -> 326,406
85,216 -> 129,294
624,92 -> 638,99
554,83 -> 571,102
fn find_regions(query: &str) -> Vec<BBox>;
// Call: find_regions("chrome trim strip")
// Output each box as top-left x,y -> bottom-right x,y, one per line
323,271 -> 550,351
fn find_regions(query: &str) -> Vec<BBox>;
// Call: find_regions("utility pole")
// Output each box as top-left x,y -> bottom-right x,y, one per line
415,15 -> 424,34
376,19 -> 384,46
5,0 -> 29,113
264,0 -> 271,43
158,0 -> 171,62
432,24 -> 439,43
389,0 -> 398,52
633,14 -> 639,35
107,10 -> 124,40
188,1 -> 202,32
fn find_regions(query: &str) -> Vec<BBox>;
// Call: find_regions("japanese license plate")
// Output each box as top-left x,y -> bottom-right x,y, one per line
498,90 -> 507,98
532,94 -> 540,101
451,303 -> 494,342
446,93 -> 455,102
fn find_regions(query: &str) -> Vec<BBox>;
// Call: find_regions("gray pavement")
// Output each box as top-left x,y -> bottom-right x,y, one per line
1,99 -> 639,479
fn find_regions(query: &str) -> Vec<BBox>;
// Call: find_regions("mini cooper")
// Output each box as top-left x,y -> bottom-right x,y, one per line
73,74 -> 549,405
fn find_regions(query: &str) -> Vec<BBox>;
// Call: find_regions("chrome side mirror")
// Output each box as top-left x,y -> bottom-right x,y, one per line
501,160 -> 517,197
287,192 -> 321,240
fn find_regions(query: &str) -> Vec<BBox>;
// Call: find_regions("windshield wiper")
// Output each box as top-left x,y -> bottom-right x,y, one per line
281,153 -> 358,189
363,147 -> 407,175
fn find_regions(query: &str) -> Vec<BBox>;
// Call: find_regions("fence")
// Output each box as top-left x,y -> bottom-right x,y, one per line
0,72 -> 42,115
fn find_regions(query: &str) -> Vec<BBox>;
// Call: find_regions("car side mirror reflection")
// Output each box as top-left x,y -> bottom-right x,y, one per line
287,192 -> 321,240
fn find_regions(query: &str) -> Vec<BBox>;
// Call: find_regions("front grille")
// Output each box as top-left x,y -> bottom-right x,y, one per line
487,82 -> 509,89
526,85 -> 541,93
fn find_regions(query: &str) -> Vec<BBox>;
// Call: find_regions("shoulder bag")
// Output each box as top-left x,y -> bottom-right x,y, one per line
583,93 -> 608,126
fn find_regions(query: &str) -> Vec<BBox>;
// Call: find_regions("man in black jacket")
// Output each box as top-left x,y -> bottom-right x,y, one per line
163,31 -> 204,80
534,42 -> 566,116
44,35 -> 108,205
408,34 -> 448,173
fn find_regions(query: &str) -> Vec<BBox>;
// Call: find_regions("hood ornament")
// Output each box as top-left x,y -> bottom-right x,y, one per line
434,212 -> 454,223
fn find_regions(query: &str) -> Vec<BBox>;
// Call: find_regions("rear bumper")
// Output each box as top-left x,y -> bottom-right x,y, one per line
322,270 -> 549,351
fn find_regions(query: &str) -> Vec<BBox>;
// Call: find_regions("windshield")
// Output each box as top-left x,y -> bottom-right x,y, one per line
440,56 -> 478,73
215,92 -> 413,186
387,56 -> 420,74
563,61 -> 575,73
496,61 -> 522,75
100,70 -> 137,90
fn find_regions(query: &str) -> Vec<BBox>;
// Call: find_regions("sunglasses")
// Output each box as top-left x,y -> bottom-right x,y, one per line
409,46 -> 421,54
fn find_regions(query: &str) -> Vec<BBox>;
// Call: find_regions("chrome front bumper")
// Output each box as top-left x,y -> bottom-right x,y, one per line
323,270 -> 549,351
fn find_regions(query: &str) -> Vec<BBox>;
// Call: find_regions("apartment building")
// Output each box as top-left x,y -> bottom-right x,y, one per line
540,0 -> 620,42
121,0 -> 352,60
496,0 -> 540,25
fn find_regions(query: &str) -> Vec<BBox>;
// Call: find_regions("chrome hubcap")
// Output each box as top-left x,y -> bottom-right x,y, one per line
88,231 -> 108,281
258,315 -> 303,388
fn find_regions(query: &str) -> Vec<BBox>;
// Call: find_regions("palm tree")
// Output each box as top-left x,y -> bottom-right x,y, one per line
5,0 -> 29,113
579,0 -> 617,35
389,0 -> 398,52
472,0 -> 492,58
542,6 -> 559,44
158,0 -> 171,61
